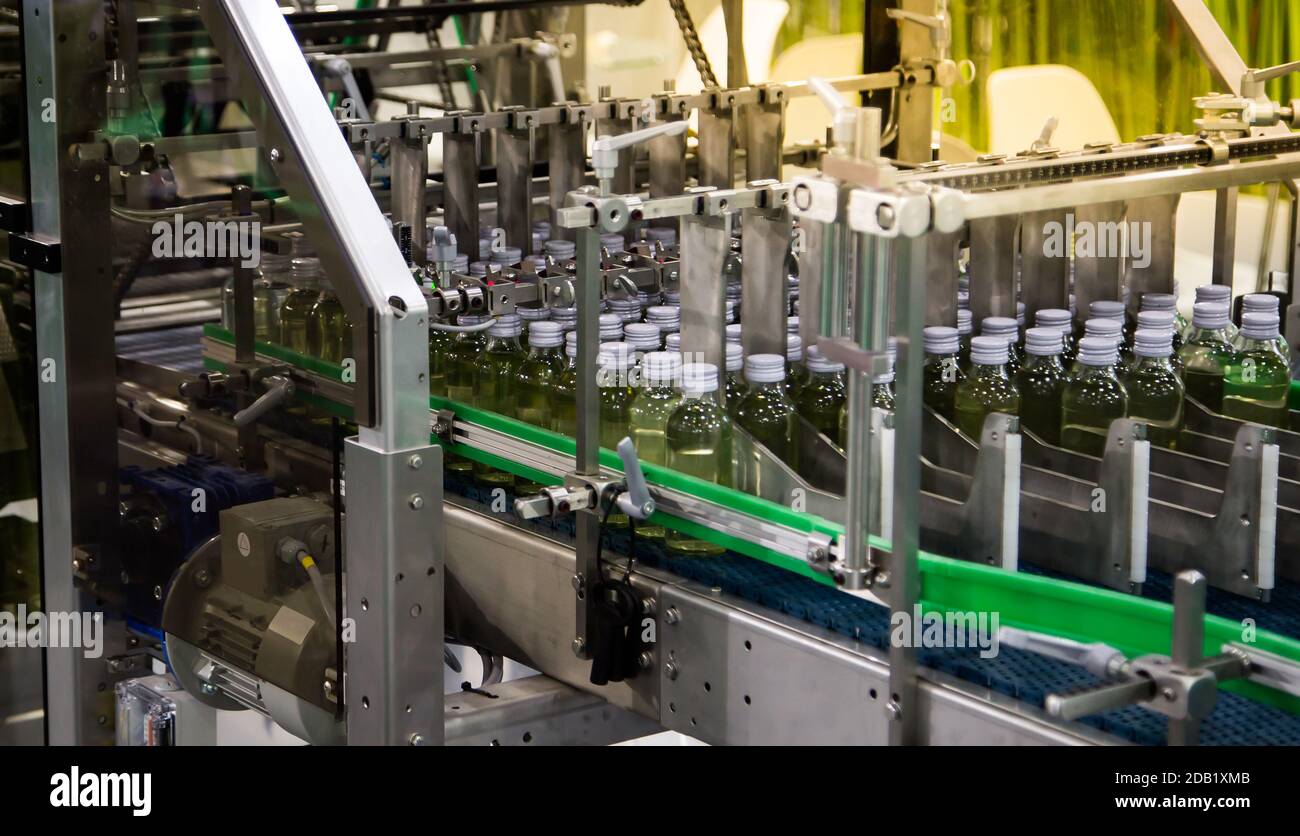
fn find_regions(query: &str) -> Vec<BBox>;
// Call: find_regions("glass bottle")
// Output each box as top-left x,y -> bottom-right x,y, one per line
1177,302 -> 1236,412
1123,328 -> 1185,449
513,321 -> 567,429
1133,310 -> 1183,377
552,331 -> 579,438
1015,327 -> 1069,445
1237,294 -> 1289,359
472,314 -> 526,486
427,322 -> 454,398
872,338 -> 897,411
723,342 -> 747,416
981,316 -> 1022,376
783,334 -> 807,400
954,336 -> 1021,441
597,342 -> 637,452
443,314 -> 490,477
1222,312 -> 1291,427
279,254 -> 322,354
733,353 -> 798,469
1187,284 -> 1237,342
1034,308 -> 1074,366
629,351 -> 683,467
1060,337 -> 1129,457
956,308 -> 973,371
665,363 -> 732,556
1140,292 -> 1186,353
797,346 -> 847,446
922,326 -> 965,423
307,276 -> 352,364
1088,300 -> 1130,364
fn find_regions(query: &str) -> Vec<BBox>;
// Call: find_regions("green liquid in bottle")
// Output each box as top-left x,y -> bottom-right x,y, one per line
665,390 -> 732,556
954,361 -> 1020,441
724,369 -> 748,417
1060,358 -> 1129,457
444,320 -> 489,476
1015,354 -> 1067,445
552,363 -> 577,438
1222,341 -> 1291,428
922,353 -> 964,423
629,385 -> 682,467
1123,356 -> 1185,449
598,361 -> 636,528
473,326 -> 526,486
1177,327 -> 1235,412
514,343 -> 567,429
307,290 -> 352,364
872,376 -> 896,411
279,288 -> 317,354
796,368 -> 846,446
734,378 -> 798,470
427,328 -> 454,397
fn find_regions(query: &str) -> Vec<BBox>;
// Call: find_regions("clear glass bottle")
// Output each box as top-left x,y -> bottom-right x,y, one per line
922,326 -> 965,422
783,334 -> 807,400
723,342 -> 747,416
956,308 -> 973,371
734,353 -> 798,469
1123,328 -> 1185,449
629,351 -> 683,467
1061,336 -> 1129,457
1034,308 -> 1075,366
665,363 -> 732,556
797,346 -> 847,446
871,338 -> 898,411
1187,284 -> 1237,342
1177,302 -> 1237,412
1222,312 -> 1291,427
1236,294 -> 1289,359
279,254 -> 322,354
427,322 -> 454,398
1133,310 -> 1183,377
597,342 -> 637,452
513,321 -> 567,429
954,336 -> 1021,441
551,331 -> 579,438
444,314 -> 490,477
515,303 -> 551,351
981,316 -> 1022,377
1015,327 -> 1069,445
473,315 -> 526,486
1140,292 -> 1186,353
307,276 -> 352,364
253,251 -> 293,343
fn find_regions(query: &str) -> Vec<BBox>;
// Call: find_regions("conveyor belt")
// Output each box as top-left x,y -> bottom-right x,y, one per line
444,473 -> 1300,746
117,325 -> 208,374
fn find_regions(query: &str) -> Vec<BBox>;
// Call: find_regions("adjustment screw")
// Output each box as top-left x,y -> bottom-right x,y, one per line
664,606 -> 681,625
408,494 -> 424,510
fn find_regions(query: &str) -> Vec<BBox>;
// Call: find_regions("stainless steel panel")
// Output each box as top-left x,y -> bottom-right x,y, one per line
968,215 -> 1019,324
443,129 -> 481,258
739,207 -> 791,358
679,213 -> 733,374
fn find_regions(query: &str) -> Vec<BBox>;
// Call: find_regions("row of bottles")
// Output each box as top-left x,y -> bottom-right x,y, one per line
926,288 -> 1292,455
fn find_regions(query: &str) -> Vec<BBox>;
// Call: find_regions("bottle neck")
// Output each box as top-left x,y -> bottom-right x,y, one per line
486,335 -> 521,351
1130,354 -> 1175,372
970,362 -> 1010,381
1023,353 -> 1064,372
1073,361 -> 1120,379
530,344 -> 563,359
1189,325 -> 1230,344
1238,336 -> 1282,355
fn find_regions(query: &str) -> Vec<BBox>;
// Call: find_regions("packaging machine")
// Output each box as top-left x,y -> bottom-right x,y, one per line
3,0 -> 1300,751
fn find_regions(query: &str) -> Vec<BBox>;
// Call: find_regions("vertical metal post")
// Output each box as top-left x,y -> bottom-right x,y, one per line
923,228 -> 963,327
1212,187 -> 1238,287
496,109 -> 535,252
573,226 -> 602,656
745,86 -> 785,183
25,0 -> 124,746
967,215 -> 1018,325
443,115 -> 482,259
549,108 -> 588,243
892,0 -> 939,164
887,234 -> 926,745
230,185 -> 261,468
739,204 -> 792,358
842,234 -> 889,590
1073,202 -> 1127,316
1169,570 -> 1207,746
697,97 -> 736,190
1019,210 -> 1069,325
391,103 -> 431,267
679,212 -> 733,375
1125,194 -> 1180,313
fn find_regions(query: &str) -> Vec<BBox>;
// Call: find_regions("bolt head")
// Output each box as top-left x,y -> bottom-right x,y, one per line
571,573 -> 585,593
409,493 -> 424,510
664,606 -> 680,625
663,661 -> 679,680
571,637 -> 586,657
409,733 -> 426,746
408,454 -> 423,470
638,651 -> 654,670
269,148 -> 282,163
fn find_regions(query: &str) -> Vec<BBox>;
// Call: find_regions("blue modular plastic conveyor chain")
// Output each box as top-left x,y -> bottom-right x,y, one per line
444,471 -> 1300,746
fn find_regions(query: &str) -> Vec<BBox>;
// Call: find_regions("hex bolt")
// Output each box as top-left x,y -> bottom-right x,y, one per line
572,637 -> 586,657
409,733 -> 426,746
408,493 -> 424,510
638,651 -> 654,670
664,606 -> 681,625
571,573 -> 585,594
408,454 -> 423,470
664,661 -> 679,680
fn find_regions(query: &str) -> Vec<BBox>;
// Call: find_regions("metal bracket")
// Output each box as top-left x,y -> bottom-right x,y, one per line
7,232 -> 62,273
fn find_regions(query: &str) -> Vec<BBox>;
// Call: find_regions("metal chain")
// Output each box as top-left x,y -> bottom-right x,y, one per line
669,0 -> 719,89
